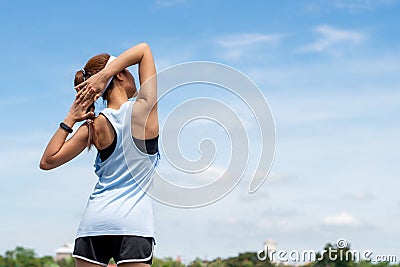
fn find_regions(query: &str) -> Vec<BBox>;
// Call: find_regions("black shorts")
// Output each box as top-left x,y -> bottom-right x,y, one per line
72,235 -> 154,266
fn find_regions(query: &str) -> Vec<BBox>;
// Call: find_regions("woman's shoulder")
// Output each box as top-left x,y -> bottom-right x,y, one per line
92,114 -> 116,150
93,114 -> 111,131
93,113 -> 107,123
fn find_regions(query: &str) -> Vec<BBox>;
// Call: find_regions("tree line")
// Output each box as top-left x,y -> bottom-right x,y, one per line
0,243 -> 398,267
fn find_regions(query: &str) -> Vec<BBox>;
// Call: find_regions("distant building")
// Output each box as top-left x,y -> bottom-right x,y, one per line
264,239 -> 277,263
176,254 -> 182,263
55,243 -> 74,261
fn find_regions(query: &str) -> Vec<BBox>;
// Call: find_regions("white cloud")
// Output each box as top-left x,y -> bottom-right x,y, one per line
256,218 -> 273,230
156,160 -> 229,188
0,97 -> 30,108
333,0 -> 397,11
155,0 -> 186,8
215,33 -> 282,48
267,172 -> 294,184
215,33 -> 284,60
301,25 -> 365,53
323,212 -> 361,227
247,53 -> 400,88
344,191 -> 375,201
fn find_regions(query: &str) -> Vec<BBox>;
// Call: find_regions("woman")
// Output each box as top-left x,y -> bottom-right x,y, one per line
40,43 -> 159,267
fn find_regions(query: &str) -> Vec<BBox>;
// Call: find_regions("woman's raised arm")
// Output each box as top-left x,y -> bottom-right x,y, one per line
39,90 -> 95,170
76,43 -> 157,108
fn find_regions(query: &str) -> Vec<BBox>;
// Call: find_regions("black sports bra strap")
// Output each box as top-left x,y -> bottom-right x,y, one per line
132,135 -> 159,155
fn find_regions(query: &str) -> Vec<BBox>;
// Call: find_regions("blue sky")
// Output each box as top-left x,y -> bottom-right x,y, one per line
0,0 -> 399,263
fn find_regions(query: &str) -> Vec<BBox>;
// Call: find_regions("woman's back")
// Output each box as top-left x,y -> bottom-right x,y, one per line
77,100 -> 159,239
40,43 -> 159,267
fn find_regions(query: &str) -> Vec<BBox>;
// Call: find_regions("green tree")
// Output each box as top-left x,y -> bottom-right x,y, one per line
4,250 -> 15,267
218,252 -> 272,267
153,257 -> 185,267
1,247 -> 57,267
374,261 -> 392,267
187,258 -> 204,267
0,255 -> 6,267
208,258 -> 225,267
14,247 -> 38,267
313,243 -> 355,267
356,260 -> 374,267
39,256 -> 56,267
242,260 -> 254,267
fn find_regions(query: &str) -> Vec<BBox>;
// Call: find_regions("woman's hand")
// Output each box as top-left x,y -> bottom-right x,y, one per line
67,88 -> 96,123
39,89 -> 95,170
74,69 -> 111,104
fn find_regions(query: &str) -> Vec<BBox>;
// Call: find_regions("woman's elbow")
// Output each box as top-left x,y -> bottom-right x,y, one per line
140,42 -> 150,49
39,158 -> 53,170
139,42 -> 152,55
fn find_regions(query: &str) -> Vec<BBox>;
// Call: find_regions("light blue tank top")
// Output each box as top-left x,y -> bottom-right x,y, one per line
76,101 -> 159,239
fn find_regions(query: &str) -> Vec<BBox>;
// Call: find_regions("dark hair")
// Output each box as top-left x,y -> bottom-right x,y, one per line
74,53 -> 114,150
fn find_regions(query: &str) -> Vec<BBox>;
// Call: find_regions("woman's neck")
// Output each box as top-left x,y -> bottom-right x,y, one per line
106,86 -> 128,110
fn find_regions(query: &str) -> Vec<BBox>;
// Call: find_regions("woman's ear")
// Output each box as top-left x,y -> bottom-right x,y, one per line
115,71 -> 125,81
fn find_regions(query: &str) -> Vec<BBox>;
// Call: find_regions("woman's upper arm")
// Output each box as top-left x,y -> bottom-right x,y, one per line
137,43 -> 157,106
41,124 -> 89,170
133,44 -> 159,139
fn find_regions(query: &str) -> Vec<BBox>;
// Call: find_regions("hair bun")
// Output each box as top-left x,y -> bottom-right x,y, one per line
74,69 -> 85,87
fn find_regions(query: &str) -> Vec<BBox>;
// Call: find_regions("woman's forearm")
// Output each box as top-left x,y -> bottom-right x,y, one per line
46,115 -> 77,156
40,115 -> 76,169
103,42 -> 156,104
102,43 -> 149,80
40,92 -> 94,170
